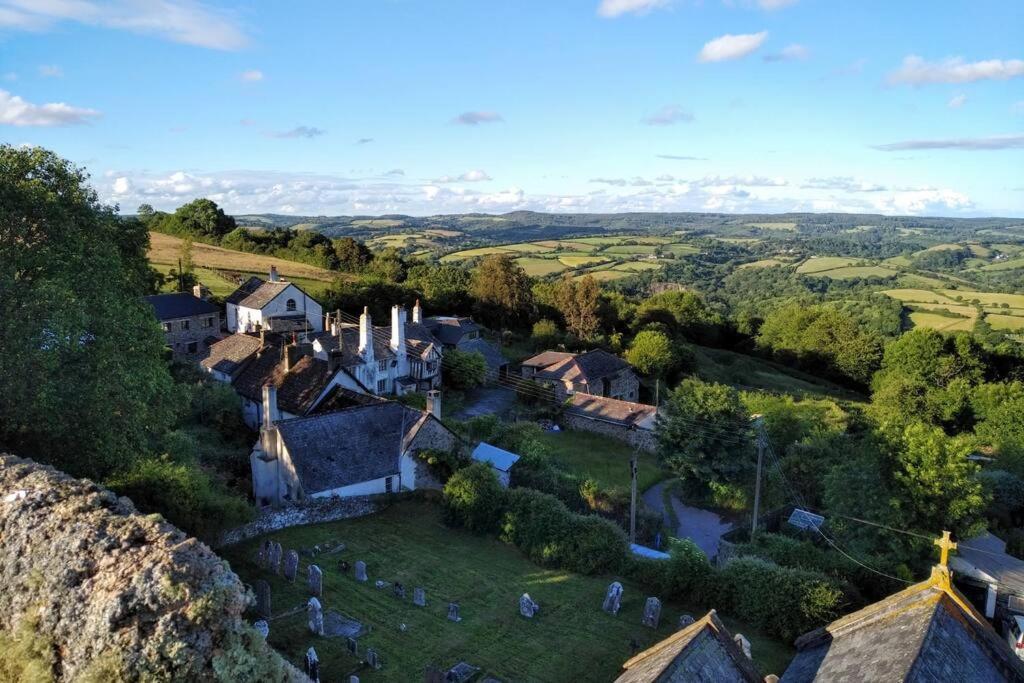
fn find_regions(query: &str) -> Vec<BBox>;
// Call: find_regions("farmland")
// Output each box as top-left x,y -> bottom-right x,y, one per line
881,288 -> 1024,333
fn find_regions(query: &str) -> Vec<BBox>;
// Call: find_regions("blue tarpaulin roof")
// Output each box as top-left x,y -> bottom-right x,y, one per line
471,442 -> 520,472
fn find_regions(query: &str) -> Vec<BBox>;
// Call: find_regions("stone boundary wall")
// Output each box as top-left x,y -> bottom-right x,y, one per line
0,454 -> 306,681
220,494 -> 385,547
561,412 -> 658,453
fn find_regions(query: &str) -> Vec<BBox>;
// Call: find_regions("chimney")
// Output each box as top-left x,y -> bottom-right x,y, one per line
283,339 -> 301,372
269,266 -> 280,282
262,383 -> 280,428
193,283 -> 210,300
328,350 -> 344,373
412,299 -> 423,324
391,304 -> 407,362
333,309 -> 342,337
324,311 -> 332,334
358,306 -> 374,363
426,390 -> 441,419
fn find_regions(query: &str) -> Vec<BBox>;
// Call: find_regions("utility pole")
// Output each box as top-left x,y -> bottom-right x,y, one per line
177,257 -> 183,293
751,415 -> 766,537
655,378 -> 660,406
629,452 -> 638,545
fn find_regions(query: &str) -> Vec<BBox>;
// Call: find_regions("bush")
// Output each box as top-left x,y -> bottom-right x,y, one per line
442,463 -> 506,533
562,514 -> 628,575
501,487 -> 573,566
664,538 -> 714,601
443,349 -> 488,390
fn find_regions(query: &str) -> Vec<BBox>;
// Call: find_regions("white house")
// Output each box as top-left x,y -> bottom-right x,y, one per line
249,385 -> 459,506
471,442 -> 520,488
225,267 -> 323,334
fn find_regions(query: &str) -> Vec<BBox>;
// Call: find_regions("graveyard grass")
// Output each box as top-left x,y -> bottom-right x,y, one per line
534,429 -> 666,492
221,500 -> 794,682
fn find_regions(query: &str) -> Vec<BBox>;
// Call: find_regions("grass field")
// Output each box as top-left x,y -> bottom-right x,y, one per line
148,232 -> 336,282
939,290 -> 1024,308
575,270 -> 629,282
909,311 -> 975,332
747,222 -> 797,231
221,502 -> 792,682
987,314 -> 1024,331
881,289 -> 959,305
795,257 -> 859,274
982,258 -> 1024,271
603,245 -> 659,255
535,429 -> 666,492
815,265 -> 897,280
558,255 -> 609,267
515,257 -> 571,277
738,259 -> 786,269
692,346 -> 862,401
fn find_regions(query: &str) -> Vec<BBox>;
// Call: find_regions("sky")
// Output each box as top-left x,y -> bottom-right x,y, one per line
1,0 -> 1022,217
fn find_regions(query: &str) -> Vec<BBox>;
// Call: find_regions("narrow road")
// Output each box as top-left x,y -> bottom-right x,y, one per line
453,386 -> 516,420
643,481 -> 734,559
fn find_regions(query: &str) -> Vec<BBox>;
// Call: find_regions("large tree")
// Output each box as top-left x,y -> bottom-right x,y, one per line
470,254 -> 533,330
554,274 -> 600,340
0,145 -> 178,478
160,198 -> 237,241
625,329 -> 676,378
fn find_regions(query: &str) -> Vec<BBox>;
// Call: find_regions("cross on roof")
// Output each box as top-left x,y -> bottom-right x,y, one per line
934,530 -> 957,568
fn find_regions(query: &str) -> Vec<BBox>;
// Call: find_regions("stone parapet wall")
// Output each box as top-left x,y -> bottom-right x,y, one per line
561,413 -> 657,452
220,494 -> 384,547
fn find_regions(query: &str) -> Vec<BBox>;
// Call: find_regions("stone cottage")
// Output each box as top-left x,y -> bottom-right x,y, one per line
562,393 -> 658,452
521,349 -> 640,402
144,290 -> 221,360
225,267 -> 323,334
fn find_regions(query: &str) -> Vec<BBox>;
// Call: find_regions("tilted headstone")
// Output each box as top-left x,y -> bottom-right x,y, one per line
307,597 -> 324,636
366,648 -> 382,670
269,542 -> 283,574
308,564 -> 323,597
677,613 -> 696,630
346,637 -> 359,656
413,586 -> 426,607
354,560 -> 368,582
305,647 -> 320,683
393,582 -> 406,599
447,602 -> 462,622
734,633 -> 752,659
283,550 -> 299,582
641,597 -> 661,629
254,580 -> 271,619
253,620 -> 269,639
519,593 -> 540,619
602,581 -> 623,615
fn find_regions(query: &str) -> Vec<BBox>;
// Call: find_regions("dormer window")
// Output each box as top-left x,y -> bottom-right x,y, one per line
286,298 -> 297,312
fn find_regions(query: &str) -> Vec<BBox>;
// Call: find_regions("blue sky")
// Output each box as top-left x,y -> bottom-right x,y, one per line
1,0 -> 1022,217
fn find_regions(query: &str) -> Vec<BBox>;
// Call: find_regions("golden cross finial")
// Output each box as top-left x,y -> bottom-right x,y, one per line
934,530 -> 957,568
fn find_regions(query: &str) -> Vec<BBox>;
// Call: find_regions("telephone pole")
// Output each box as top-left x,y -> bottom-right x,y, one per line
629,452 -> 638,545
751,415 -> 766,537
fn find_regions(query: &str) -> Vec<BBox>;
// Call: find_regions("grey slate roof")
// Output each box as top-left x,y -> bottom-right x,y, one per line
201,333 -> 263,376
522,350 -> 575,369
225,276 -> 293,309
535,349 -> 632,384
565,393 -> 656,428
274,402 -> 430,493
423,316 -> 479,346
231,346 -> 335,415
781,567 -> 1024,683
457,337 -> 507,371
955,532 -> 1024,597
311,326 -> 395,365
144,293 -> 219,321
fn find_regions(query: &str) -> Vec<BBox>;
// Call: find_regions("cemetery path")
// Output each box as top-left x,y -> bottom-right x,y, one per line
643,482 -> 734,559
453,385 -> 516,419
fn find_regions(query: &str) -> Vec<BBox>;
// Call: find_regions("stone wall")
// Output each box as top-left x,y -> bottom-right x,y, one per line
220,494 -> 384,547
0,454 -> 306,682
561,413 -> 657,452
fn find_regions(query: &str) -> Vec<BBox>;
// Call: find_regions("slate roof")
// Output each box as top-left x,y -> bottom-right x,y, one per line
200,333 -> 264,376
144,293 -> 219,321
535,349 -> 632,384
616,610 -> 761,683
313,385 -> 386,414
225,276 -> 293,309
311,326 -> 396,365
954,532 -> 1024,597
382,322 -> 441,359
781,566 -> 1024,683
565,393 -> 656,429
471,442 -> 520,472
274,402 -> 432,493
231,346 -> 335,415
522,350 -> 576,369
458,337 -> 507,372
423,316 -> 479,346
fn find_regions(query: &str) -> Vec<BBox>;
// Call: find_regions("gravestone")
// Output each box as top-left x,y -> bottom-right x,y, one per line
366,648 -> 382,670
350,678 -> 359,683
519,593 -> 540,618
447,602 -> 462,622
393,582 -> 406,599
446,662 -> 481,682
307,597 -> 324,636
678,613 -> 696,630
253,620 -> 269,639
375,579 -> 387,590
308,564 -> 323,597
641,597 -> 661,629
283,550 -> 299,582
346,637 -> 359,656
305,647 -> 320,682
734,633 -> 752,659
602,581 -> 623,615
254,580 -> 271,619
413,587 -> 426,607
354,560 -> 368,582
269,542 -> 283,574
256,540 -> 269,568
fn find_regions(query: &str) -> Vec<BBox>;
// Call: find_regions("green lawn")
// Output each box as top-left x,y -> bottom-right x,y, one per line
220,502 -> 793,682
535,429 -> 666,492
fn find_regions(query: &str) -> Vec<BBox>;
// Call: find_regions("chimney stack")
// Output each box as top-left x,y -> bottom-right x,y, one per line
333,309 -> 342,337
269,266 -> 280,282
391,305 -> 407,373
262,383 -> 280,428
426,390 -> 441,419
283,337 -> 301,372
412,299 -> 423,324
358,306 -> 374,363
193,283 -> 211,300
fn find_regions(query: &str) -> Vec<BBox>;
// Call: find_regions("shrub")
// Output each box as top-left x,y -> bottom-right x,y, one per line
443,349 -> 487,390
501,487 -> 573,566
562,514 -> 628,575
664,538 -> 713,601
442,463 -> 506,533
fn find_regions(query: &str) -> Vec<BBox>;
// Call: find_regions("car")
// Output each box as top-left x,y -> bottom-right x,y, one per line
1007,614 -> 1024,660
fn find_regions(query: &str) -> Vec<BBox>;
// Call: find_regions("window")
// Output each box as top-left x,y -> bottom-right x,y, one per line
385,476 -> 393,494
377,379 -> 387,394
286,298 -> 297,312
378,360 -> 387,371
201,316 -> 213,328
180,319 -> 190,331
467,331 -> 479,339
427,362 -> 436,372
161,322 -> 172,332
187,342 -> 198,354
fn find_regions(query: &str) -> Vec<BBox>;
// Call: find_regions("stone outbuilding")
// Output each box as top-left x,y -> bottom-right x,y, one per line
522,349 -> 640,402
144,291 -> 221,360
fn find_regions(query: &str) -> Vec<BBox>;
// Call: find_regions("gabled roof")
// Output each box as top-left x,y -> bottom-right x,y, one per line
200,333 -> 264,376
225,276 -> 295,309
313,385 -> 386,414
274,402 -> 437,493
231,347 -> 335,415
144,293 -> 219,321
458,337 -> 507,372
383,322 -> 441,359
781,566 -> 1024,682
953,532 -> 1024,597
535,349 -> 633,384
522,350 -> 575,369
565,393 -> 656,429
616,610 -> 761,683
471,442 -> 520,472
423,316 -> 479,346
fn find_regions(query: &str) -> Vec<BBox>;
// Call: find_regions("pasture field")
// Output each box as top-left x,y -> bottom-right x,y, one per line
424,229 -> 463,237
603,245 -> 658,255
814,266 -> 897,280
987,315 -> 1024,331
611,261 -> 662,272
350,218 -> 405,228
982,258 -> 1024,272
536,430 -> 665,492
663,244 -> 699,256
515,257 -> 571,277
883,255 -> 912,267
557,255 -> 609,267
939,290 -> 1024,308
795,257 -> 859,274
880,289 -> 960,305
148,232 -> 336,282
575,270 -> 629,282
739,259 -> 787,269
909,311 -> 975,332
439,246 -> 517,262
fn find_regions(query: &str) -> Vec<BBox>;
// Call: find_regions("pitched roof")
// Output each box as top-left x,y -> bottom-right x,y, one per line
471,442 -> 520,472
225,276 -> 293,309
144,293 -> 219,321
522,350 -> 576,369
781,566 -> 1024,683
953,532 -> 1024,597
231,346 -> 335,415
616,610 -> 761,683
311,325 -> 396,365
200,333 -> 264,376
313,385 -> 386,414
423,316 -> 479,346
383,322 -> 441,359
535,349 -> 632,384
274,402 -> 432,493
565,393 -> 657,429
458,337 -> 507,371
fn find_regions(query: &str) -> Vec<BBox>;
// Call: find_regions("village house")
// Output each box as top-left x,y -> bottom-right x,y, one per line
250,388 -> 457,505
561,393 -> 658,452
143,289 -> 221,360
225,267 -> 323,334
421,306 -> 508,376
521,349 -> 640,402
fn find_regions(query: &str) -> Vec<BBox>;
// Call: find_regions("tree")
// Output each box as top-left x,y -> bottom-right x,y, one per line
442,462 -> 506,533
470,254 -> 533,330
0,145 -> 178,479
531,319 -> 562,350
625,330 -> 676,377
554,275 -> 600,340
656,379 -> 752,487
405,264 -> 471,312
180,236 -> 194,275
162,198 -> 236,241
444,349 -> 487,390
334,237 -> 372,272
136,203 -> 155,223
635,290 -> 723,345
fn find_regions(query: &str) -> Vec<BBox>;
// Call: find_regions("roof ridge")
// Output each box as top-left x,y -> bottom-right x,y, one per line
275,399 -> 415,428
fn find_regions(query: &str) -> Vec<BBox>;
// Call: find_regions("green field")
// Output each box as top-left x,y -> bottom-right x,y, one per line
747,222 -> 797,231
988,314 -> 1024,331
515,257 -> 571,277
558,255 -> 609,267
603,245 -> 659,255
816,266 -> 897,280
739,259 -> 787,269
909,311 -> 975,332
692,346 -> 862,401
881,289 -> 959,305
575,270 -> 630,282
795,257 -> 859,274
940,290 -> 1024,308
221,502 -> 792,682
982,258 -> 1024,271
535,429 -> 665,492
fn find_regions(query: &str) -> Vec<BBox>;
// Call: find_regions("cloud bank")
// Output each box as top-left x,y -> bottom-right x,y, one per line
0,89 -> 99,126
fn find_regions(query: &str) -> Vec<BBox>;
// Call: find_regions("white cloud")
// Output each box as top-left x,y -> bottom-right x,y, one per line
802,176 -> 886,192
38,64 -> 62,77
873,134 -> 1024,151
698,31 -> 768,63
112,176 -> 131,194
947,94 -> 967,109
763,43 -> 808,62
879,188 -> 972,214
0,0 -> 248,50
268,125 -> 326,139
887,55 -> 1024,86
452,111 -> 503,125
240,69 -> 263,82
433,169 -> 493,183
643,104 -> 694,125
597,0 -> 671,18
0,89 -> 99,126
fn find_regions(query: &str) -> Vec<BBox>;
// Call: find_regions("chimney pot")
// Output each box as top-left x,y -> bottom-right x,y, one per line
269,266 -> 279,282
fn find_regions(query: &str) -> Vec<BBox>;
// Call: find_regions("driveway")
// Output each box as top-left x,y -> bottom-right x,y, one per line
453,385 -> 516,420
643,481 -> 734,559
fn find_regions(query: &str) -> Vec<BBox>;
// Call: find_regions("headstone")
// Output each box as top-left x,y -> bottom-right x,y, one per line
269,542 -> 283,574
366,648 -> 382,670
307,597 -> 324,636
734,633 -> 752,659
447,602 -> 462,622
519,593 -> 539,618
284,550 -> 299,582
399,622 -> 408,633
256,540 -> 269,568
253,620 -> 269,639
305,647 -> 320,682
393,582 -> 406,599
339,559 -> 351,573
254,580 -> 271,619
350,677 -> 359,683
346,637 -> 359,656
602,581 -> 623,615
641,597 -> 661,628
413,586 -> 426,607
375,579 -> 388,590
678,613 -> 696,630
445,662 -> 481,682
308,564 -> 323,597
355,560 -> 368,582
